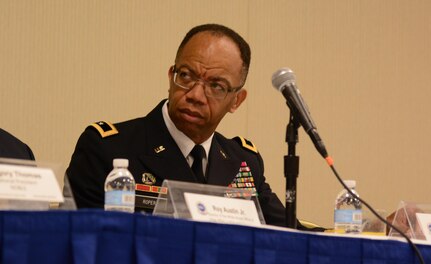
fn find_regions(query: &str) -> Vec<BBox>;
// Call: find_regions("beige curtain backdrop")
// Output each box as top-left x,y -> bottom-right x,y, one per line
1,0 -> 430,227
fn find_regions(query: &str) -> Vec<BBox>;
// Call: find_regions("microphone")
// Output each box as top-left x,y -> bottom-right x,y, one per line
272,67 -> 328,158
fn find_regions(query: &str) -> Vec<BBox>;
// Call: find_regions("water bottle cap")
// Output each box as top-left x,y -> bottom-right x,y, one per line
343,180 -> 356,188
113,158 -> 129,168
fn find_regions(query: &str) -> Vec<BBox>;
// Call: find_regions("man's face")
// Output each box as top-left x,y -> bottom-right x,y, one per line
167,32 -> 247,144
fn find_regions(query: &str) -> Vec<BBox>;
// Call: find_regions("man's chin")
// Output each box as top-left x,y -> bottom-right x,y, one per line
178,125 -> 209,141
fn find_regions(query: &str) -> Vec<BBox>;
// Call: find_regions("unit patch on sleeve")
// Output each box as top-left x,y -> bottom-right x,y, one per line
89,121 -> 119,138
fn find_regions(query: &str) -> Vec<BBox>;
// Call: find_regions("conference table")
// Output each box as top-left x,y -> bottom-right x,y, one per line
1,209 -> 430,264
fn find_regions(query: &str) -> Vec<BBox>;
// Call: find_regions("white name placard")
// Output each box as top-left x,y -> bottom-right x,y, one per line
416,213 -> 431,242
184,192 -> 261,227
0,164 -> 64,202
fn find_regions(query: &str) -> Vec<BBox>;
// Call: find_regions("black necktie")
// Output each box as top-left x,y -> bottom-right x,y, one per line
190,145 -> 206,183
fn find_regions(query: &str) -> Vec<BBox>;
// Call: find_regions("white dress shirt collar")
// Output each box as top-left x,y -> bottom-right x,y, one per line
161,101 -> 213,165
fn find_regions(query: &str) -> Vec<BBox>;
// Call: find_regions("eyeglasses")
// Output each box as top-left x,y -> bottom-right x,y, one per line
173,66 -> 242,99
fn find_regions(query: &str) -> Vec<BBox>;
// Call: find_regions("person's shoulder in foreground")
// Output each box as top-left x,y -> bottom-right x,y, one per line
0,128 -> 35,160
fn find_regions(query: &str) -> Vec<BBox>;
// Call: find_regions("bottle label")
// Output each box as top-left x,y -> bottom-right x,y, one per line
334,209 -> 362,224
105,190 -> 135,206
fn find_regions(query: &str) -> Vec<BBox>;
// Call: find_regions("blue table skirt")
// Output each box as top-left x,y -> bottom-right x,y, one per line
0,210 -> 429,264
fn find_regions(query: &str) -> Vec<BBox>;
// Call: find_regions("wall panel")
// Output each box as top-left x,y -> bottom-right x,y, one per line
1,0 -> 430,227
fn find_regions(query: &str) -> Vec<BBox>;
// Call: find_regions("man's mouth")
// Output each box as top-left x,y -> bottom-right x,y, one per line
179,108 -> 203,122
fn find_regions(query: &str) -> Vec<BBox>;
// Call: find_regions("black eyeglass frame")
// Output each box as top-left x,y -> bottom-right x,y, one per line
172,65 -> 243,99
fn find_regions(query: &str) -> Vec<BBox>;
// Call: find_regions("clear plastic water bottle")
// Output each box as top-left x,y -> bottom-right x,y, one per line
104,158 -> 136,213
334,180 -> 362,234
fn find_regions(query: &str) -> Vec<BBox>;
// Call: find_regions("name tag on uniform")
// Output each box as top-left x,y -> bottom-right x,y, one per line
184,192 -> 261,227
0,164 -> 64,202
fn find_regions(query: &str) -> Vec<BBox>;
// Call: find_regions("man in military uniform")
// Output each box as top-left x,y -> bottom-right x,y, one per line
67,24 -> 288,227
0,128 -> 35,160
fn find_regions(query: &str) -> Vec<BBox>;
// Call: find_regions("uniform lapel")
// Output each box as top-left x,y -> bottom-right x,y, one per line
135,101 -> 240,186
137,101 -> 196,183
206,138 -> 239,186
139,144 -> 196,183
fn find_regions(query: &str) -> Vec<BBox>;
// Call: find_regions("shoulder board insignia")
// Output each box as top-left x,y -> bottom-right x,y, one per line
90,121 -> 118,138
233,136 -> 258,153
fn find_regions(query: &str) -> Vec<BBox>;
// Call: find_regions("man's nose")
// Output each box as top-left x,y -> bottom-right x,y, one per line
186,81 -> 207,101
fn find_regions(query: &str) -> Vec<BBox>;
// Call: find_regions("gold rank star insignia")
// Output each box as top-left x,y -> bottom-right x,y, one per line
90,121 -> 118,138
154,145 -> 165,153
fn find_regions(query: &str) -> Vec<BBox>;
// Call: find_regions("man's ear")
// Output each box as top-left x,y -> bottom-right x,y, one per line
168,65 -> 174,78
229,89 -> 247,113
168,66 -> 175,92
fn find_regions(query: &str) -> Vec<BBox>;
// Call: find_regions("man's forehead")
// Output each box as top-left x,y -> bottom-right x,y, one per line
184,31 -> 225,46
179,32 -> 238,57
178,34 -> 242,72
